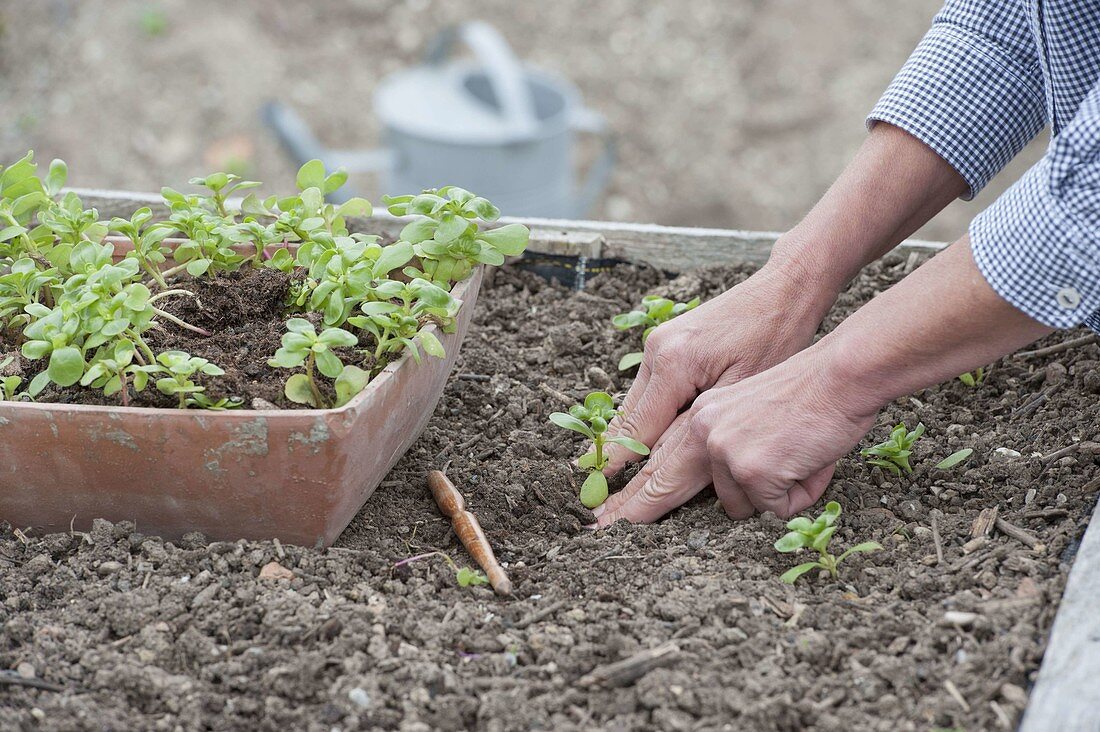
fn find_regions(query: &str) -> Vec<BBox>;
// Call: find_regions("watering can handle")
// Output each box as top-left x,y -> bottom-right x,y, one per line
425,21 -> 539,138
570,106 -> 617,219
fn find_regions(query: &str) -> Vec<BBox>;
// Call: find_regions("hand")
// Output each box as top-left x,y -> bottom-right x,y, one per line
594,237 -> 1053,526
595,349 -> 874,525
602,254 -> 834,473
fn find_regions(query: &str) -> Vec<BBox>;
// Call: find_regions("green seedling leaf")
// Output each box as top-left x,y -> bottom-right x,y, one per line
284,373 -> 318,406
549,412 -> 595,439
455,566 -> 489,587
608,435 -> 650,456
618,351 -> 644,371
780,562 -> 822,585
578,452 -> 600,470
296,159 -> 326,191
774,502 -> 879,584
334,365 -> 370,407
579,471 -> 609,509
935,448 -> 974,470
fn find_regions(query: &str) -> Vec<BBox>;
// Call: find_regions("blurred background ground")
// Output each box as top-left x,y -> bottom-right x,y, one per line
1,0 -> 1044,242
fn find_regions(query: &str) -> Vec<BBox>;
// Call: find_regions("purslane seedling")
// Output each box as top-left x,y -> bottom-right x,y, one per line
391,550 -> 489,589
148,350 -> 235,409
549,391 -> 650,508
860,422 -> 925,476
268,318 -> 361,408
613,295 -> 700,370
0,151 -> 524,410
958,367 -> 985,387
774,501 -> 882,584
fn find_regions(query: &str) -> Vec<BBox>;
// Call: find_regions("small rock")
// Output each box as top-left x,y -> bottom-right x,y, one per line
96,561 -> 124,577
1045,362 -> 1068,386
991,448 -> 1022,462
348,687 -> 371,708
686,530 -> 710,550
1000,683 -> 1029,707
16,662 -> 35,679
1025,488 -> 1037,505
251,398 -> 278,410
941,611 -> 979,627
259,561 -> 294,581
585,366 -> 613,390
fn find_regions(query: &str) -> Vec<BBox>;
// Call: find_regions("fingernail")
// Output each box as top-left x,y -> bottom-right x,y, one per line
591,504 -> 606,518
584,522 -> 598,530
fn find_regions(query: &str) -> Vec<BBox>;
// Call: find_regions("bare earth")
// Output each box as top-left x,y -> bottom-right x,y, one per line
2,0 -> 1044,241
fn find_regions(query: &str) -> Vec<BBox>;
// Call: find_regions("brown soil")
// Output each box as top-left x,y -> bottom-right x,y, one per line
0,267 -> 379,410
2,255 -> 1099,731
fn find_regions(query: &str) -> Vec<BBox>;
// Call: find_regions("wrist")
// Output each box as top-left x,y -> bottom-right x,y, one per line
760,229 -> 845,324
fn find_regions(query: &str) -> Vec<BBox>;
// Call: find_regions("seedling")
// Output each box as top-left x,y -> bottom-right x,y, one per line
391,550 -> 489,588
549,391 -> 650,508
958,367 -> 985,387
860,422 -> 925,476
268,318 -> 361,408
0,356 -> 30,401
774,501 -> 882,584
108,207 -> 176,287
80,341 -> 146,407
935,448 -> 973,470
149,350 -> 229,409
613,295 -> 700,370
383,186 -> 530,287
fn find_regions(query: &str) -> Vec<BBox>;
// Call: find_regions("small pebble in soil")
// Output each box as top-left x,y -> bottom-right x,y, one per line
348,688 -> 371,709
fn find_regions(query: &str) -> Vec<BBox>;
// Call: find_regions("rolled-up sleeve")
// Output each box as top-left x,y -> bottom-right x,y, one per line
971,80 -> 1100,332
868,0 -> 1047,199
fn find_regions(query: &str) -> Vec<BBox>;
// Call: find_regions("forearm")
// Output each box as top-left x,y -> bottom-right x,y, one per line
810,237 -> 1052,418
764,123 -> 968,320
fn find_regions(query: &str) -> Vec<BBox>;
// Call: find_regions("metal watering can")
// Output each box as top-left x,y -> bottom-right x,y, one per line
264,21 -> 615,219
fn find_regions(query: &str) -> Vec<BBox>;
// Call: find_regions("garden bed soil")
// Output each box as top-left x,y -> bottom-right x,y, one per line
2,253 -> 1098,731
0,266 -> 397,410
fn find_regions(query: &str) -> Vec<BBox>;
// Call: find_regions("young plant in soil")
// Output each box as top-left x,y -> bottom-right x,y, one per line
268,319 -> 366,408
0,152 -> 527,409
0,356 -> 29,401
774,501 -> 882,584
860,422 -> 925,476
391,550 -> 489,588
550,391 -> 650,508
149,350 -> 238,409
383,186 -> 530,287
613,295 -> 701,370
958,367 -> 985,387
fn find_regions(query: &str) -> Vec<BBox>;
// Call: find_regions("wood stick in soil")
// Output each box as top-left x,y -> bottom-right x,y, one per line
1015,333 -> 1098,359
427,470 -> 512,596
575,641 -> 681,688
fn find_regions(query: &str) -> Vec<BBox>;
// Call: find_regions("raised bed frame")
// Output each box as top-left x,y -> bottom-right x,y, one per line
57,190 -> 1100,726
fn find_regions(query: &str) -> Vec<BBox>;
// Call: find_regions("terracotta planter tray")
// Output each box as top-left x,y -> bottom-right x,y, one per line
0,238 -> 483,547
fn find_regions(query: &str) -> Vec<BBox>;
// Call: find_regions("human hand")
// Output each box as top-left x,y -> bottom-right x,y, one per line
594,349 -> 874,525
602,254 -> 835,473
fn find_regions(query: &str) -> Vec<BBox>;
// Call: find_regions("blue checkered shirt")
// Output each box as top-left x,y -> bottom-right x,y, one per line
868,0 -> 1100,332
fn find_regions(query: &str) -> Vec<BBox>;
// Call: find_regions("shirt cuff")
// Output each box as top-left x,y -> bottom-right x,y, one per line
971,158 -> 1100,332
867,23 -> 1046,200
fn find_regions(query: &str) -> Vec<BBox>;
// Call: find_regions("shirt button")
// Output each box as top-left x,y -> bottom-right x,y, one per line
1057,287 -> 1082,310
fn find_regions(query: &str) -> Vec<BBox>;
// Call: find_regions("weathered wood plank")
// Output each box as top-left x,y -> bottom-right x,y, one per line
69,188 -> 946,270
1020,496 -> 1100,731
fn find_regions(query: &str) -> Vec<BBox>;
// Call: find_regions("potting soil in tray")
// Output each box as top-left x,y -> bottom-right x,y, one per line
0,266 -> 392,410
2,253 -> 1099,731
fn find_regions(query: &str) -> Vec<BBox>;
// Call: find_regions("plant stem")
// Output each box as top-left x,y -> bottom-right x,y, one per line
128,331 -> 156,365
119,370 -> 129,408
159,261 -> 192,280
152,307 -> 211,337
148,288 -> 197,304
306,352 -> 326,408
594,433 -> 605,469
